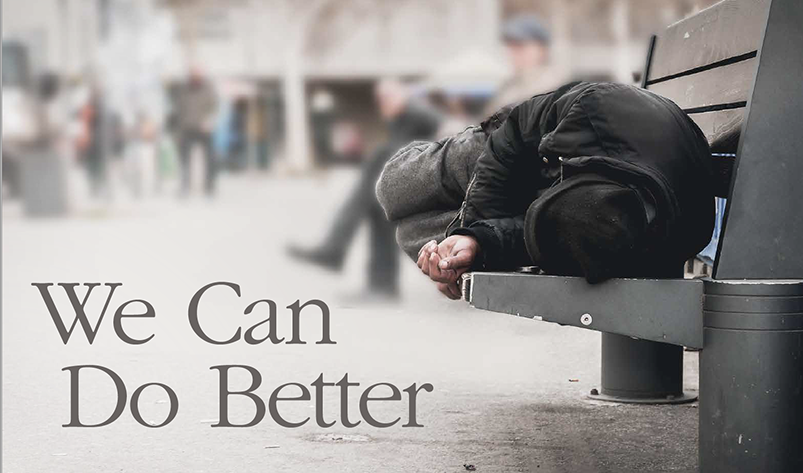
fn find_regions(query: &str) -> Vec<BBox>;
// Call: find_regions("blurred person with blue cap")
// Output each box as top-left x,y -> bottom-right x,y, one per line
484,14 -> 568,114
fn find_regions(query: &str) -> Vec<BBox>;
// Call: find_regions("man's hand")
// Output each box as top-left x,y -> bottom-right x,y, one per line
417,235 -> 480,299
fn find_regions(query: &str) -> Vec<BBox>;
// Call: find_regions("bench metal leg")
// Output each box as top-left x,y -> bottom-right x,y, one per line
589,333 -> 696,404
699,280 -> 803,472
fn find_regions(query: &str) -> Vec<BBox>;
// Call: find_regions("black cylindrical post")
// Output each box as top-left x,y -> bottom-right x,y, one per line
700,280 -> 803,472
589,333 -> 696,404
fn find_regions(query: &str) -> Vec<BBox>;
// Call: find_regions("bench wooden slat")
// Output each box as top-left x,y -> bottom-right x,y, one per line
649,57 -> 755,113
688,108 -> 744,149
647,0 -> 770,82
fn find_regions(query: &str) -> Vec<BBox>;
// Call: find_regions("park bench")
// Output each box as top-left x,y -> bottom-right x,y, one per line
462,0 -> 803,471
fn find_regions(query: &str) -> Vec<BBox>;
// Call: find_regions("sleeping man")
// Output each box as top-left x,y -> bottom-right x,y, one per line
376,82 -> 715,299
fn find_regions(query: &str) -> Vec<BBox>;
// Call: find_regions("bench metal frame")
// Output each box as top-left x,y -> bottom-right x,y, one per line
464,0 -> 803,471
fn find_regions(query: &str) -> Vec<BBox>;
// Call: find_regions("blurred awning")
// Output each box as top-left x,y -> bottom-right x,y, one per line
417,50 -> 511,97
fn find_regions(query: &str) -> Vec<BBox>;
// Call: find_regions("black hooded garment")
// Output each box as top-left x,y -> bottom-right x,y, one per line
448,81 -> 715,281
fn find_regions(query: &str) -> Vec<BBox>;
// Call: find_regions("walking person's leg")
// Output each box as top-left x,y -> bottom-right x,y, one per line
288,168 -> 372,270
368,199 -> 400,296
288,148 -> 388,270
178,132 -> 192,196
201,132 -> 217,195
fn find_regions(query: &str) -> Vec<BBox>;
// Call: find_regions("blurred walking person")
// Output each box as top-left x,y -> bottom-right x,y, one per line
484,14 -> 567,114
228,97 -> 249,171
77,86 -> 111,199
175,67 -> 218,196
289,79 -> 441,299
250,95 -> 273,170
124,111 -> 159,198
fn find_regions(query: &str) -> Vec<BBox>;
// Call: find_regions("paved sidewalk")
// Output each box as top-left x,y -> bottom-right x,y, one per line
3,172 -> 699,472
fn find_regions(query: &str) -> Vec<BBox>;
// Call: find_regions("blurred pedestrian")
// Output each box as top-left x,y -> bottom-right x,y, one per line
175,67 -> 218,196
228,97 -> 249,171
78,86 -> 111,199
484,14 -> 567,114
249,95 -> 271,170
331,121 -> 365,164
310,88 -> 336,165
429,92 -> 474,137
289,79 -> 441,299
124,111 -> 158,198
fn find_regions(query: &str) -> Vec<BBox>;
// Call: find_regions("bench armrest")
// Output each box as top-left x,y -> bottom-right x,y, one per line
465,272 -> 704,348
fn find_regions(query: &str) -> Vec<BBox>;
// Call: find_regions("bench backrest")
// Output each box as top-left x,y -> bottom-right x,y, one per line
645,0 -> 803,279
643,0 -> 770,197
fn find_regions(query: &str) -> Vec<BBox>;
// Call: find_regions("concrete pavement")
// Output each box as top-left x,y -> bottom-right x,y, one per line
2,171 -> 699,472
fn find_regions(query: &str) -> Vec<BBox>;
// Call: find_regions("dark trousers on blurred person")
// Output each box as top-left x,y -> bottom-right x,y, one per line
290,148 -> 399,296
289,104 -> 441,297
179,130 -> 216,195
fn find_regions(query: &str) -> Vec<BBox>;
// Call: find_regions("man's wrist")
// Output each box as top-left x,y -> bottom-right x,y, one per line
447,228 -> 488,271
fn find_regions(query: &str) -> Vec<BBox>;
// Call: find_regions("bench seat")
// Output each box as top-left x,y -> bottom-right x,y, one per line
465,272 -> 704,348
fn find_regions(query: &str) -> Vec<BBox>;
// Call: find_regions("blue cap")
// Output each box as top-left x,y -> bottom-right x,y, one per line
502,14 -> 551,45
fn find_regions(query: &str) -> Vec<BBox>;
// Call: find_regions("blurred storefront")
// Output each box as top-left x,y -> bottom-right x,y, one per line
3,0 -> 722,182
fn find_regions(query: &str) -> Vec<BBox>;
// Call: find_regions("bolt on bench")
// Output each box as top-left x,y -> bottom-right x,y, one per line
462,0 -> 803,471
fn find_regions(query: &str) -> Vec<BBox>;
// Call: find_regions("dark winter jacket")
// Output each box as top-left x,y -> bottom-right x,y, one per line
449,81 -> 715,272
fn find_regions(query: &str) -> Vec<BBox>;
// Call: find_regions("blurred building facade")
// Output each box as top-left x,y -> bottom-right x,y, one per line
3,0 -> 721,172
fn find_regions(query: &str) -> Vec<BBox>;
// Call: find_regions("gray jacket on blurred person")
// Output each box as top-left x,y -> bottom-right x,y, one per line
175,81 -> 218,133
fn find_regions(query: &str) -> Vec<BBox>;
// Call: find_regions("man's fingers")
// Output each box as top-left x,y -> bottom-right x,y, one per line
437,282 -> 460,300
418,241 -> 437,275
428,252 -> 444,280
417,251 -> 429,274
439,248 -> 474,271
418,240 -> 437,258
432,269 -> 459,283
447,281 -> 462,299
429,253 -> 462,283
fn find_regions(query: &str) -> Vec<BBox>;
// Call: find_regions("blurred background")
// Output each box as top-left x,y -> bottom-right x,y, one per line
2,0 -> 729,293
3,0 -> 719,209
3,2 -> 723,470
3,0 -> 724,298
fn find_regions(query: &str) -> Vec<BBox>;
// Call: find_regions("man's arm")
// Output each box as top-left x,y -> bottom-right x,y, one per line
460,88 -> 562,225
416,215 -> 528,299
448,216 -> 529,271
395,210 -> 458,260
420,83 -> 585,297
416,235 -> 480,300
437,91 -> 559,277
